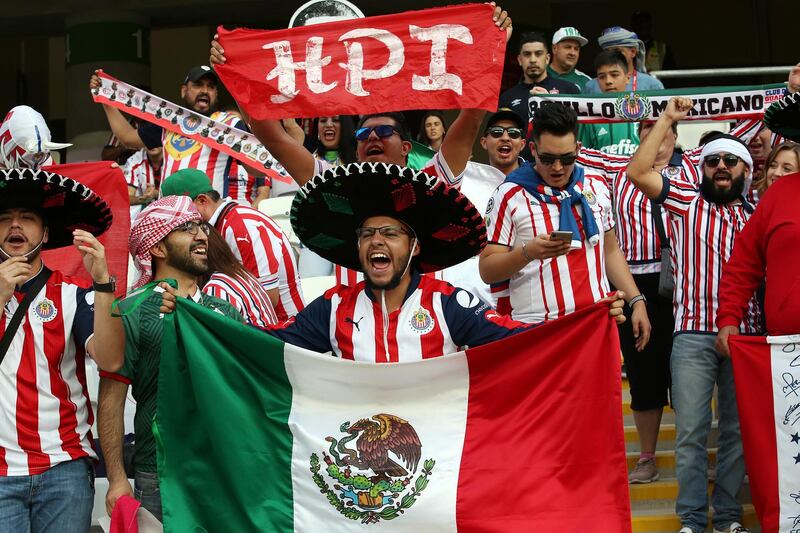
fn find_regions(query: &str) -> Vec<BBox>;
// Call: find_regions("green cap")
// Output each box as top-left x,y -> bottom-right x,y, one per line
160,168 -> 214,199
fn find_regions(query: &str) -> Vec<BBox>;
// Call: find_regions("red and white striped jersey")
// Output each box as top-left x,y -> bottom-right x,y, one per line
203,272 -> 278,328
210,200 -> 304,320
658,175 -> 760,334
123,149 -> 159,219
321,152 -> 462,287
485,172 -> 615,323
267,273 -> 531,361
0,269 -> 97,476
160,111 -> 243,196
228,166 -> 260,205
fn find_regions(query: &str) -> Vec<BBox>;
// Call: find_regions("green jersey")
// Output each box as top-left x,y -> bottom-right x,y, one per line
578,122 -> 640,157
546,65 -> 592,93
117,290 -> 243,472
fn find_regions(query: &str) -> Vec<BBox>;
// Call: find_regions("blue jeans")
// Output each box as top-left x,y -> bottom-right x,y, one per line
0,458 -> 94,533
134,470 -> 162,523
671,333 -> 745,531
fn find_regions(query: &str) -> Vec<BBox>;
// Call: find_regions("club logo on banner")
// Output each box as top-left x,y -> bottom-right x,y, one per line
615,92 -> 652,121
310,414 -> 435,523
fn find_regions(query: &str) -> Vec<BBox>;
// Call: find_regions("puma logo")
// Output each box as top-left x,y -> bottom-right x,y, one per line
345,317 -> 364,332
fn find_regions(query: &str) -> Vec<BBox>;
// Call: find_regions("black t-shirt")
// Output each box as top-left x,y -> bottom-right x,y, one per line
498,76 -> 580,125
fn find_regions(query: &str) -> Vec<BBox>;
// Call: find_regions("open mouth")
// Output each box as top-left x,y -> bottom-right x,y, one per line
497,145 -> 513,157
194,95 -> 210,108
5,234 -> 27,247
365,144 -> 384,156
369,251 -> 391,272
190,245 -> 207,258
713,172 -> 732,186
322,130 -> 336,141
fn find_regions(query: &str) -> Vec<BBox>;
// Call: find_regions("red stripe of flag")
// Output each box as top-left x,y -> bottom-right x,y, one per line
457,301 -> 630,531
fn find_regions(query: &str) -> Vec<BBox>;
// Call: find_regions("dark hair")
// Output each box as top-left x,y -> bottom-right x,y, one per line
531,104 -> 578,141
417,111 -> 448,144
518,32 -> 548,54
310,115 -> 357,164
357,112 -> 411,142
200,226 -> 258,286
594,50 -> 628,72
204,190 -> 222,202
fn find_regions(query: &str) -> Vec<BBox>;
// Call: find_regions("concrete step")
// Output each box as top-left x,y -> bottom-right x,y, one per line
631,504 -> 759,533
629,476 -> 751,504
626,449 -> 718,479
625,423 -> 720,453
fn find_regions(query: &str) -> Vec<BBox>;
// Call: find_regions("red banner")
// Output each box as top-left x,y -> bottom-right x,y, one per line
42,162 -> 130,297
215,3 -> 507,120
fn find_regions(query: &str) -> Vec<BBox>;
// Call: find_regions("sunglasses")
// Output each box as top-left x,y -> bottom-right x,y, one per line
355,125 -> 401,141
704,154 -> 742,168
172,221 -> 212,236
485,126 -> 524,139
536,153 -> 578,166
356,225 -> 409,241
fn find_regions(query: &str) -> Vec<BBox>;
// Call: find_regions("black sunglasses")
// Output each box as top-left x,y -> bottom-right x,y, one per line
485,126 -> 524,139
704,154 -> 742,168
355,125 -> 400,141
536,153 -> 578,166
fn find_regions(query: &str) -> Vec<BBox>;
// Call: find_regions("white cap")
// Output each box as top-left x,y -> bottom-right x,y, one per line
552,27 -> 588,47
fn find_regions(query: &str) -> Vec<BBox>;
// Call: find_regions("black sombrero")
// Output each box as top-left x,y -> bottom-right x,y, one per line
290,162 -> 486,272
0,168 -> 113,249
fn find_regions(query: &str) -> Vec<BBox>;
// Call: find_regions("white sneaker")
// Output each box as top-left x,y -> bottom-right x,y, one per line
678,527 -> 697,533
713,522 -> 750,533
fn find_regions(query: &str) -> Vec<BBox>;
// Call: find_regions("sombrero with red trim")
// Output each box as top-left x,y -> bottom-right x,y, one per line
0,168 -> 113,249
290,162 -> 486,272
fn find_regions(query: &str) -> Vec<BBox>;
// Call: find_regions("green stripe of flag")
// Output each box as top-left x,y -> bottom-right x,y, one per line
157,300 -> 294,532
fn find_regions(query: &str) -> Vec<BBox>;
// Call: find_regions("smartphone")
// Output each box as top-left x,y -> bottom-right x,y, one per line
550,231 -> 574,242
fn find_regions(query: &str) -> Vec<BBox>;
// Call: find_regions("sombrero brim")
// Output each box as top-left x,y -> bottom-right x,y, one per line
0,168 -> 113,249
290,162 -> 486,273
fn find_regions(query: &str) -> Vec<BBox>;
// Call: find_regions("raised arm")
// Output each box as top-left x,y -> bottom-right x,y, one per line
89,72 -> 146,150
627,97 -> 693,199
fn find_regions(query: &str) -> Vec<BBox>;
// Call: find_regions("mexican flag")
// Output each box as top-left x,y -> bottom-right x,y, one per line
156,299 -> 630,532
730,334 -> 800,533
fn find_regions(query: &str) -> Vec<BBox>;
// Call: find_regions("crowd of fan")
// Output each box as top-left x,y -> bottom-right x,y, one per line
1,4 -> 799,532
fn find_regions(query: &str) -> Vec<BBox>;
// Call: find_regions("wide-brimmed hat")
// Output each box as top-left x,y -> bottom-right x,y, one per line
0,168 -> 113,249
290,163 -> 486,272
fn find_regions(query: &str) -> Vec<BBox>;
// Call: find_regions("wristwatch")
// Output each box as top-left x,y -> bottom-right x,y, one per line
627,294 -> 647,309
93,276 -> 117,293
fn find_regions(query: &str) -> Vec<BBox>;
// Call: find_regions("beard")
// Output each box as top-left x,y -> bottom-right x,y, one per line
165,240 -> 208,276
184,95 -> 217,117
699,171 -> 746,204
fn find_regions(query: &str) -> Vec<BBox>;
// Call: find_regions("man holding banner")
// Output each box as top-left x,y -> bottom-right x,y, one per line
627,96 -> 759,533
89,66 -> 267,202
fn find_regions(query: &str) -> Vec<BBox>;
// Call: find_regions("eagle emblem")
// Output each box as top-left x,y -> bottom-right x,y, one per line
310,413 -> 435,524
614,92 -> 652,122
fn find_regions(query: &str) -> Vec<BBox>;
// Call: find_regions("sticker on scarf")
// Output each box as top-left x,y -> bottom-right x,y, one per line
664,166 -> 681,178
33,298 -> 58,322
582,189 -> 597,206
485,197 -> 494,215
409,307 -> 435,334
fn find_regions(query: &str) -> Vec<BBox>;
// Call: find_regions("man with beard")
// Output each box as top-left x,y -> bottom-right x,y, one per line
498,32 -> 579,128
90,67 -> 267,202
627,97 -> 758,533
97,196 -> 243,520
159,163 -> 626,361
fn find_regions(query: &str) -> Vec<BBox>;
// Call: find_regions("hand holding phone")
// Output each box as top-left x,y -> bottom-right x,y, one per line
550,230 -> 574,242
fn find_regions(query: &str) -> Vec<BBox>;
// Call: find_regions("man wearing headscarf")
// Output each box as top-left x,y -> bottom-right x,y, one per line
627,97 -> 758,533
583,26 -> 665,94
97,195 -> 243,521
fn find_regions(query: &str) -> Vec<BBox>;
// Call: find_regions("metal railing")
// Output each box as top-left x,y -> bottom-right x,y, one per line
651,66 -> 793,80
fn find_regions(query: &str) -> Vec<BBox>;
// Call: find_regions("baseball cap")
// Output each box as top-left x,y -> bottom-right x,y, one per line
552,27 -> 588,47
160,168 -> 214,199
183,65 -> 218,84
485,108 -> 526,132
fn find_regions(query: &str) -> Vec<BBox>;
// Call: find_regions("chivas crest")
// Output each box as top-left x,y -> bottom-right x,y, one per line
615,92 -> 652,122
310,413 -> 435,524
